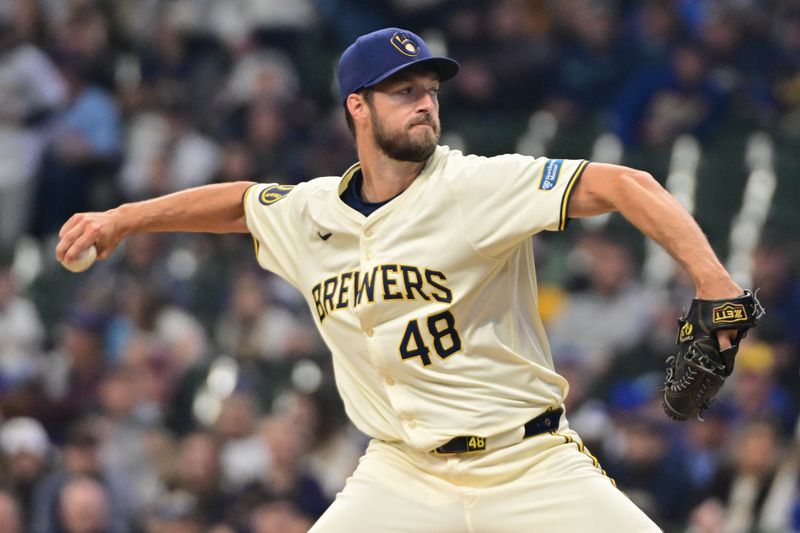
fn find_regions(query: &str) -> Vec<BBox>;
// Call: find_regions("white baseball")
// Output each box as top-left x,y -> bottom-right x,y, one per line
61,244 -> 97,273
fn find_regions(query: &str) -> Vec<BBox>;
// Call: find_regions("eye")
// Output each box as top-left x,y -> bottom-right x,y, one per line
397,86 -> 413,95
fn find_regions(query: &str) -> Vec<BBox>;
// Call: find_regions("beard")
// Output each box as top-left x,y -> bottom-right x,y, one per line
370,111 -> 440,163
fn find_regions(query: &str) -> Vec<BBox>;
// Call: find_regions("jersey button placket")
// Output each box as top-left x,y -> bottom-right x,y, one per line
361,224 -> 374,263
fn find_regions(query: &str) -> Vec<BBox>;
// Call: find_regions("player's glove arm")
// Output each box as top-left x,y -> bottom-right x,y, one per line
56,181 -> 256,263
566,163 -> 765,419
567,162 -> 740,304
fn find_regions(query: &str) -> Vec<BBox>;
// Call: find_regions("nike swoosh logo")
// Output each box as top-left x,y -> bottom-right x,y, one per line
317,232 -> 332,241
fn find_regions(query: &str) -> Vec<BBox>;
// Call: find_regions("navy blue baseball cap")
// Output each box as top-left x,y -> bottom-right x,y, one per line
338,28 -> 460,104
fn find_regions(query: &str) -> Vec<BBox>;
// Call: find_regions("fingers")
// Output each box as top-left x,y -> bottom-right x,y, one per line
69,229 -> 100,262
56,223 -> 80,262
58,213 -> 80,239
56,215 -> 83,260
55,213 -> 109,263
716,330 -> 736,351
95,242 -> 116,261
55,223 -> 84,261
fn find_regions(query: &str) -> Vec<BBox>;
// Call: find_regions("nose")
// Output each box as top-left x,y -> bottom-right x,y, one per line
416,91 -> 437,112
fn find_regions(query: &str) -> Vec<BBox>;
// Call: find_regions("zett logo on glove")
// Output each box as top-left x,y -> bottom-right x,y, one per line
712,303 -> 747,324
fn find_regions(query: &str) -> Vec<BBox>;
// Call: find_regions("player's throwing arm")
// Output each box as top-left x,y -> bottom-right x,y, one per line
55,182 -> 255,267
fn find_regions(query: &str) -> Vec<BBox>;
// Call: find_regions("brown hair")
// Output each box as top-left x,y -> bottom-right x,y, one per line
343,89 -> 373,139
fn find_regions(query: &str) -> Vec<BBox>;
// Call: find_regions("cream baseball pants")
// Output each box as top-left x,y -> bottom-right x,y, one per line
309,424 -> 662,532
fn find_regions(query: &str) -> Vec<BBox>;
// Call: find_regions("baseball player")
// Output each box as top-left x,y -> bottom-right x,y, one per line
56,28 -> 752,532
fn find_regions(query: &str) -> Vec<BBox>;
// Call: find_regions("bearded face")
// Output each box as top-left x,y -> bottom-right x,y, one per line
367,97 -> 441,163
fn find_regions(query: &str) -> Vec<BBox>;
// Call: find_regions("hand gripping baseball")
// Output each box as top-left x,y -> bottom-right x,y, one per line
662,290 -> 765,421
55,211 -> 124,269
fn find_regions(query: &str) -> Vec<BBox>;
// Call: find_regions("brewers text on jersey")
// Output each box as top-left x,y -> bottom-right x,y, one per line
311,265 -> 451,321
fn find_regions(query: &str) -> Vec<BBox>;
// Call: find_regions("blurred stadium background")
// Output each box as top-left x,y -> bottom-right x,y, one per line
0,0 -> 799,532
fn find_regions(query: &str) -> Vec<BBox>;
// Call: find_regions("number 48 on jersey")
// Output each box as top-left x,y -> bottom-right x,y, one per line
399,310 -> 461,366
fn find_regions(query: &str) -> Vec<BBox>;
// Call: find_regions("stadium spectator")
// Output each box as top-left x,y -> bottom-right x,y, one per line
609,42 -> 727,147
727,340 -> 796,435
230,406 -> 329,524
692,420 -> 794,532
30,422 -> 131,533
95,367 -> 164,514
249,499 -> 314,533
549,0 -> 637,122
625,0 -> 685,68
0,12 -> 66,244
606,414 -> 692,528
215,391 -> 270,490
769,9 -> 800,133
214,269 -> 317,361
0,417 -> 51,523
0,489 -> 23,533
547,232 -> 659,383
161,431 -> 227,527
119,100 -> 220,200
32,57 -> 121,237
0,252 -> 45,409
750,239 -> 800,351
682,411 -> 734,503
57,475 -> 117,533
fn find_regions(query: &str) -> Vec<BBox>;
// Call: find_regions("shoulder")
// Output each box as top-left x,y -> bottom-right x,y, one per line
247,175 -> 339,209
433,145 -> 485,173
297,175 -> 342,195
288,175 -> 340,207
435,146 -> 537,183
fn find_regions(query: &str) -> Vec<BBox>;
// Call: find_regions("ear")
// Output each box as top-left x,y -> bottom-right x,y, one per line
347,93 -> 369,121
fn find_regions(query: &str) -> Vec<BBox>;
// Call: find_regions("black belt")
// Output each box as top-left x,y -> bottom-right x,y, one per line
433,408 -> 563,454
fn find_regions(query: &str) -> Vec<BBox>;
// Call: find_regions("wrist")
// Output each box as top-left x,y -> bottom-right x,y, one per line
108,204 -> 136,238
694,277 -> 743,300
687,258 -> 734,295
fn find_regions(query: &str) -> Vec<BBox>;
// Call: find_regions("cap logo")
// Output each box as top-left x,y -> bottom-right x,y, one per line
391,32 -> 420,57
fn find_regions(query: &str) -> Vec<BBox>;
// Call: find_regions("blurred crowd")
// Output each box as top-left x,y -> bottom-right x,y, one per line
0,0 -> 798,532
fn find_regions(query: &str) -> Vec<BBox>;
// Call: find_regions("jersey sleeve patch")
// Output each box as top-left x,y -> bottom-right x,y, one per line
258,184 -> 295,205
539,159 -> 564,191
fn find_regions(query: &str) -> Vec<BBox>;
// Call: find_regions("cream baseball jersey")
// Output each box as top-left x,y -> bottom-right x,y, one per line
243,145 -> 589,452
